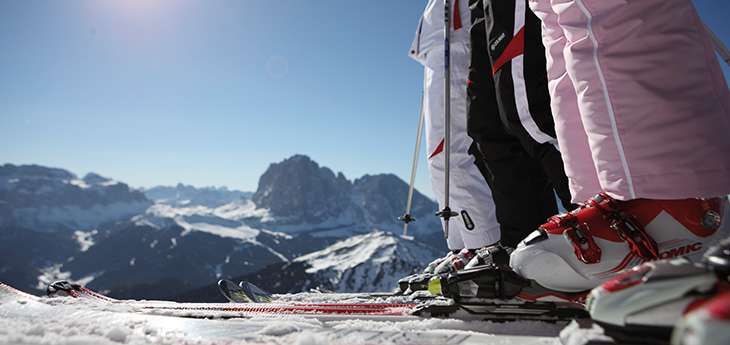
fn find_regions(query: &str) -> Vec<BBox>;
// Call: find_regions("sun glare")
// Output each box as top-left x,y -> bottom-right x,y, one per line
113,0 -> 169,12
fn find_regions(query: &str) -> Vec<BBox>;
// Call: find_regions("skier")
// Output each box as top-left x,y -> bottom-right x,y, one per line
409,0 -> 504,274
505,0 -> 730,292
464,0 -> 577,266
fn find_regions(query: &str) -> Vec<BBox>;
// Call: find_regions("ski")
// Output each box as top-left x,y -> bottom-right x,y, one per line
217,279 -> 255,303
46,280 -> 118,302
234,280 -> 273,303
43,278 -> 587,322
47,280 -> 419,313
219,279 -> 412,304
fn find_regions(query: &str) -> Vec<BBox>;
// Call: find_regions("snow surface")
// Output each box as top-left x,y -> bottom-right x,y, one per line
559,320 -> 613,345
0,286 -> 567,345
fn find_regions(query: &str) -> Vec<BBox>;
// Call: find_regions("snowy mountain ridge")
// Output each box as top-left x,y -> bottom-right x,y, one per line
0,163 -> 150,230
250,231 -> 441,293
144,184 -> 251,208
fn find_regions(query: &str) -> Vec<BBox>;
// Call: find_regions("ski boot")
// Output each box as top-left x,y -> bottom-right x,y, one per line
401,244 -> 512,294
672,290 -> 730,345
668,236 -> 730,345
419,265 -> 588,320
464,243 -> 512,269
427,265 -> 586,303
433,248 -> 476,274
397,251 -> 454,293
586,258 -> 722,345
427,265 -> 528,301
510,193 -> 729,292
398,249 -> 476,295
408,248 -> 481,295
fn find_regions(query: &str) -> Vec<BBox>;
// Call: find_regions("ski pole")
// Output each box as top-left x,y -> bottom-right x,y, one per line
436,0 -> 458,239
703,21 -> 730,67
399,88 -> 426,239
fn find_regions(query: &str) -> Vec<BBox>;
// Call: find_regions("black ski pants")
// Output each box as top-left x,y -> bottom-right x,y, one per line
466,0 -> 575,248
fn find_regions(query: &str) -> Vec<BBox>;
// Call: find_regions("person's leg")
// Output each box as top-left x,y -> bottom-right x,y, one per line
552,0 -> 730,200
446,9 -> 502,249
450,153 -> 501,249
467,0 -> 557,248
472,141 -> 556,248
485,0 -> 575,210
510,0 -> 730,292
527,0 -> 600,203
423,66 -> 468,251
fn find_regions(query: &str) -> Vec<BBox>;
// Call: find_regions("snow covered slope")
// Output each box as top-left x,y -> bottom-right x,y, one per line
295,231 -> 439,292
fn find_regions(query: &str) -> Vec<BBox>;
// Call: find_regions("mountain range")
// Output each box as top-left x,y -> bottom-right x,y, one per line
0,155 -> 444,300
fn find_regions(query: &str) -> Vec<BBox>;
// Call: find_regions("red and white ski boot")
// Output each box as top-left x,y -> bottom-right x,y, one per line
672,289 -> 730,345
510,193 -> 729,292
671,237 -> 730,345
587,258 -> 721,344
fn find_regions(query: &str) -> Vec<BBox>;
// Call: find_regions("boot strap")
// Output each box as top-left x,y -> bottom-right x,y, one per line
590,193 -> 659,261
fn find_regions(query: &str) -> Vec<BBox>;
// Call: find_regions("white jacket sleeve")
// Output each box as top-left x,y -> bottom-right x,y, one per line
409,0 -> 470,69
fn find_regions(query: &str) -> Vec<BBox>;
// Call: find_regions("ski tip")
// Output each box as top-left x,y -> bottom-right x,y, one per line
47,280 -> 81,298
217,279 -> 235,289
45,280 -> 117,302
217,279 -> 248,303
238,281 -> 273,303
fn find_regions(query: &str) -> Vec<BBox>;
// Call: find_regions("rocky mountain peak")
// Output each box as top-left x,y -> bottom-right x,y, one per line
352,173 -> 436,227
252,155 -> 352,222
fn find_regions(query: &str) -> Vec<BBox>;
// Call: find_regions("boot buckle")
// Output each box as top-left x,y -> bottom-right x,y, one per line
610,213 -> 659,260
564,224 -> 602,264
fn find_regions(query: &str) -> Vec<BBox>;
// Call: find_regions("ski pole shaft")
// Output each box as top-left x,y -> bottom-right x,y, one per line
402,90 -> 426,238
703,21 -> 730,67
436,0 -> 457,239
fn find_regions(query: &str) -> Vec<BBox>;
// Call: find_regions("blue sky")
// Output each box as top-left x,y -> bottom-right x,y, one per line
1,0 -> 729,198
